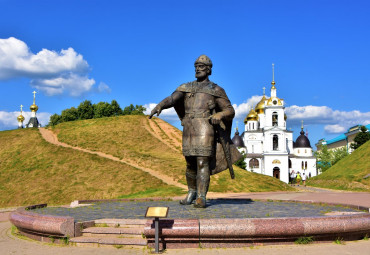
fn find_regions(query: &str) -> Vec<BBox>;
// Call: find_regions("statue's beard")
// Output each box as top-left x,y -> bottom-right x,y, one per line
195,71 -> 208,80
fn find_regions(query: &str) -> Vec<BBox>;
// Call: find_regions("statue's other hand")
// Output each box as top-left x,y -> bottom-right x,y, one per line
210,112 -> 223,125
149,105 -> 162,119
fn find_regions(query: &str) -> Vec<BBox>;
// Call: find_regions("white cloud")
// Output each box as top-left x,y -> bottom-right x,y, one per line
285,105 -> 370,129
0,37 -> 101,97
324,124 -> 347,134
31,73 -> 95,96
232,95 -> 262,119
98,82 -> 111,93
0,110 -> 52,129
144,103 -> 178,120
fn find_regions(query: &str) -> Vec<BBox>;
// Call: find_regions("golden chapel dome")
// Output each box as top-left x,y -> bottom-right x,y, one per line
255,95 -> 267,114
30,104 -> 38,112
17,114 -> 25,122
244,108 -> 258,123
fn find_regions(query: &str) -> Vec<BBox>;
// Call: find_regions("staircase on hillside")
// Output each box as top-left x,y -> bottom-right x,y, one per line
70,219 -> 147,248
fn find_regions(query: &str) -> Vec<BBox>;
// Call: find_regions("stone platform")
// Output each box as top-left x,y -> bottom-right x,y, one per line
9,197 -> 370,249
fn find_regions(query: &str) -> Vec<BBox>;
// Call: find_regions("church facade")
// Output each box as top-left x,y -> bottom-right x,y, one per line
233,68 -> 317,183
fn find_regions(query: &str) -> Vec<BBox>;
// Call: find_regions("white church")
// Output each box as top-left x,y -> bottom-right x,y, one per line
232,65 -> 317,183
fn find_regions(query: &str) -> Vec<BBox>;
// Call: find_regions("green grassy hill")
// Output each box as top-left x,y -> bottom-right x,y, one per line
0,115 -> 293,207
307,140 -> 370,191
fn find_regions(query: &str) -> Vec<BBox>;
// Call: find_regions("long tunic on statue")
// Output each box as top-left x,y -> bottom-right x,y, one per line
171,81 -> 235,158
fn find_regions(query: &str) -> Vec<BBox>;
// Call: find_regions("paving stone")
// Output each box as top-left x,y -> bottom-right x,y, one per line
32,199 -> 365,222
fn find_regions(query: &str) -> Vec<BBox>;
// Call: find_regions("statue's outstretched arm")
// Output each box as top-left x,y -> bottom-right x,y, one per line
149,91 -> 183,119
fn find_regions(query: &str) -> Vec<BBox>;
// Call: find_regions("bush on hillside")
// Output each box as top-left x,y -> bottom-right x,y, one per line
47,100 -> 146,126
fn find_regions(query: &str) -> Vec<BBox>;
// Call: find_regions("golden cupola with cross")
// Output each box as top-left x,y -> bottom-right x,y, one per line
30,91 -> 39,112
26,91 -> 41,128
17,105 -> 25,129
255,87 -> 267,114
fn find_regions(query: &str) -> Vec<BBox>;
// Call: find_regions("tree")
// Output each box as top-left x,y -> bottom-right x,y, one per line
351,126 -> 370,150
61,107 -> 79,122
123,104 -> 146,115
93,102 -> 114,118
314,145 -> 332,172
331,147 -> 348,165
314,145 -> 348,172
110,100 -> 123,116
48,114 -> 62,126
77,100 -> 94,120
234,151 -> 246,170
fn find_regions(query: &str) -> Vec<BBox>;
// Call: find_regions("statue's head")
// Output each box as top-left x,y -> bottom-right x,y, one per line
194,55 -> 212,80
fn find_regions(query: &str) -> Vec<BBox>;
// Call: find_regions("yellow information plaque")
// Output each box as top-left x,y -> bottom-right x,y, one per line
145,207 -> 169,218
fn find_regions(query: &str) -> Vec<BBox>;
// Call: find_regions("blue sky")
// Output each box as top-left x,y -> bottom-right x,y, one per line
1,0 -> 369,149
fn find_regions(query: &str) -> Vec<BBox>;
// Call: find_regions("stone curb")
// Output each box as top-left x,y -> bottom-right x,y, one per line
8,199 -> 370,249
9,204 -> 74,237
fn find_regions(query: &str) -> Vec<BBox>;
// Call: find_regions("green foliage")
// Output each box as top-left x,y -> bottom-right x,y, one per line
77,100 -> 94,120
123,104 -> 146,115
334,237 -> 344,245
314,145 -> 348,172
111,99 -> 124,116
48,114 -> 62,126
351,126 -> 370,150
94,102 -> 114,118
61,107 -> 79,122
234,150 -> 246,170
47,100 -> 145,126
332,147 -> 349,165
295,236 -> 314,244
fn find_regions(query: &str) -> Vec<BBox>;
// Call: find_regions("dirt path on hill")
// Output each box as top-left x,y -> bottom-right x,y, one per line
144,117 -> 182,152
39,128 -> 187,190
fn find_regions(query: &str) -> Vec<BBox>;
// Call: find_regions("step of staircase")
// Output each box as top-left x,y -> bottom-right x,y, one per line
70,236 -> 147,247
81,227 -> 143,238
70,218 -> 148,248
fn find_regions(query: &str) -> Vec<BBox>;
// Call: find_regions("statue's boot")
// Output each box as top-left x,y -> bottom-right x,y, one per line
194,157 -> 210,208
180,165 -> 197,205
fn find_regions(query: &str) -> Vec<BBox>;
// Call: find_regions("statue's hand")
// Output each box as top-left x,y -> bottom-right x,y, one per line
210,112 -> 223,125
149,105 -> 162,119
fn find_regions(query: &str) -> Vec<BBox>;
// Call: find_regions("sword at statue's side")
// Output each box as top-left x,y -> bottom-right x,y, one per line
208,102 -> 235,179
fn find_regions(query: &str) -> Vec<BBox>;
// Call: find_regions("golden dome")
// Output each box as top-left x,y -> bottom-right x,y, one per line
255,95 -> 266,114
266,97 -> 283,106
244,108 -> 258,123
17,114 -> 25,122
30,104 -> 38,112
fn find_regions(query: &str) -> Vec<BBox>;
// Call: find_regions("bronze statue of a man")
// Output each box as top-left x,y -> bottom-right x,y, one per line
149,55 -> 240,208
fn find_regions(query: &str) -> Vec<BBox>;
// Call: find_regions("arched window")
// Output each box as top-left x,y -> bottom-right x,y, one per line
301,161 -> 304,170
272,112 -> 278,126
305,161 -> 308,169
273,135 -> 278,150
249,158 -> 259,169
